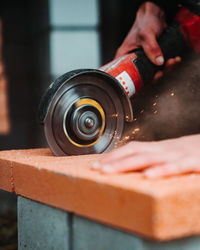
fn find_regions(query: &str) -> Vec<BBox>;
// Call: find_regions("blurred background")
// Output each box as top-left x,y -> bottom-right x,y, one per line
0,0 -> 200,248
0,0 -> 139,151
0,0 -> 139,248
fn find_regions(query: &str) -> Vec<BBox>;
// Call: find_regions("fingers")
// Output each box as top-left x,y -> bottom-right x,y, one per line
92,135 -> 200,178
96,142 -> 136,164
175,56 -> 181,63
165,57 -> 181,67
139,30 -> 164,65
165,57 -> 181,74
97,153 -> 164,174
153,71 -> 163,82
93,141 -> 162,167
153,56 -> 181,82
144,159 -> 200,179
92,141 -> 166,174
115,44 -> 138,59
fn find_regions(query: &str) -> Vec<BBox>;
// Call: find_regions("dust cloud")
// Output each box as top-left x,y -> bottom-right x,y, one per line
122,52 -> 200,143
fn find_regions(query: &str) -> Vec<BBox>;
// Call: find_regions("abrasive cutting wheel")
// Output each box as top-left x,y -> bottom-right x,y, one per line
38,69 -> 132,156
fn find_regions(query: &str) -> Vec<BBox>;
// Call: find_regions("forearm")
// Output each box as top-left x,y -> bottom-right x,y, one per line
135,0 -> 179,23
136,2 -> 165,23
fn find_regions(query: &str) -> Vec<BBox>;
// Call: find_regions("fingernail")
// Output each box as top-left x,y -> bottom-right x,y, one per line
102,164 -> 114,173
92,161 -> 100,169
155,56 -> 164,65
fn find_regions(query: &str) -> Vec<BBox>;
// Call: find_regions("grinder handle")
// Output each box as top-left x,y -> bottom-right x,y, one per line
134,22 -> 188,85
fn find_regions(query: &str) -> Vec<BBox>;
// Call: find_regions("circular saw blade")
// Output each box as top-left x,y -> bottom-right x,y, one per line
43,70 -> 125,155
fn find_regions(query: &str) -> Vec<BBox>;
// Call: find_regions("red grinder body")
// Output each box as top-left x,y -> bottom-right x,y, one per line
99,7 -> 200,100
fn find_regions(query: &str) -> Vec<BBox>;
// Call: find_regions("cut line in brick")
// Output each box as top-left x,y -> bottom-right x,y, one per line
0,148 -> 200,241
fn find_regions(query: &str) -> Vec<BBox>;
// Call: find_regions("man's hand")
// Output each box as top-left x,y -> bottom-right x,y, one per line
92,135 -> 200,178
115,2 -> 181,79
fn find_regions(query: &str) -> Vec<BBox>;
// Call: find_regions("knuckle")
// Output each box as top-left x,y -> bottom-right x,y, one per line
138,30 -> 147,40
138,28 -> 152,40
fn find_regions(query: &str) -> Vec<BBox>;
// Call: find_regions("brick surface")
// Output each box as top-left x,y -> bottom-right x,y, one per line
0,148 -> 200,241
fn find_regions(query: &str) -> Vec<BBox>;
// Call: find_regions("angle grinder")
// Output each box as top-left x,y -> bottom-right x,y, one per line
38,7 -> 200,156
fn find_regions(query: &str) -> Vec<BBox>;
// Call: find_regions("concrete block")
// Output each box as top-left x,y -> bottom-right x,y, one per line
73,215 -> 200,250
49,0 -> 99,26
18,196 -> 70,250
73,215 -> 143,250
143,237 -> 200,250
50,30 -> 100,76
17,196 -> 200,250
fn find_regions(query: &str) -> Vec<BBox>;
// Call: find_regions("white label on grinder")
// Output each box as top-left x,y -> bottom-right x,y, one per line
116,71 -> 135,97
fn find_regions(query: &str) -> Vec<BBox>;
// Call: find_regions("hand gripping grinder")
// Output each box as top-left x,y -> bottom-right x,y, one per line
38,7 -> 200,156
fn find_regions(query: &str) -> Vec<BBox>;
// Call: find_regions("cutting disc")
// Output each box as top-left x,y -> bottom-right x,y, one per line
39,69 -> 128,156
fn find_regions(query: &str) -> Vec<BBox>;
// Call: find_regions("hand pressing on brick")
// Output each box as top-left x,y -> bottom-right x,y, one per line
92,135 -> 200,178
115,2 -> 181,80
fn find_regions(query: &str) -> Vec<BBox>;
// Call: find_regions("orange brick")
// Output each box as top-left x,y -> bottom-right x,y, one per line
0,148 -> 200,241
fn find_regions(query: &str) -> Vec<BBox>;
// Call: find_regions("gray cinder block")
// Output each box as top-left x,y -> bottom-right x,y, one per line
73,215 -> 200,250
18,196 -> 70,250
73,215 -> 144,250
18,197 -> 200,250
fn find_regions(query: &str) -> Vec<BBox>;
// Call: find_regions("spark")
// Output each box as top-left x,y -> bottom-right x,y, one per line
140,109 -> 144,114
154,110 -> 158,115
153,102 -> 157,106
124,136 -> 130,140
170,92 -> 174,96
112,113 -> 118,118
132,128 -> 140,134
133,118 -> 137,121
